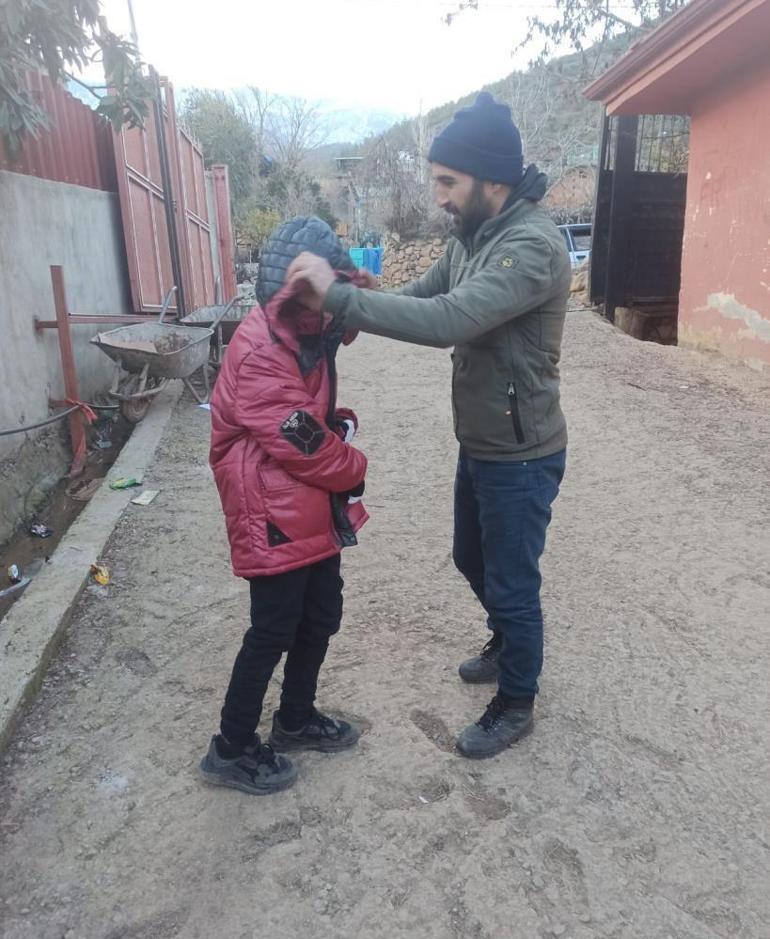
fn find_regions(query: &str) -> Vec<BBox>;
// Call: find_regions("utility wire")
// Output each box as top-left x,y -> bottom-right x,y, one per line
0,403 -> 117,438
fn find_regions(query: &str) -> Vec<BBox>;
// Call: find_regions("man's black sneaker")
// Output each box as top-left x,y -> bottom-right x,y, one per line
456,693 -> 534,759
268,708 -> 361,753
458,631 -> 502,684
199,734 -> 297,795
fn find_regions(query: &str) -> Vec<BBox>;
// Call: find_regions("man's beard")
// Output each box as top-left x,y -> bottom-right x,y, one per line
448,180 -> 494,239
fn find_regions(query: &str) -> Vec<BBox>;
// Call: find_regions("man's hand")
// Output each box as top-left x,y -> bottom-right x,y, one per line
357,269 -> 380,290
287,253 -> 336,311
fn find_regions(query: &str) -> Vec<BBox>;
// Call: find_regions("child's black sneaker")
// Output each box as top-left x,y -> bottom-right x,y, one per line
268,708 -> 361,753
199,734 -> 297,795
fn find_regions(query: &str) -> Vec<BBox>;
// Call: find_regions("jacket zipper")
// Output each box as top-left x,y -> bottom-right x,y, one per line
450,353 -> 460,435
324,339 -> 357,547
324,340 -> 338,427
507,382 -> 525,444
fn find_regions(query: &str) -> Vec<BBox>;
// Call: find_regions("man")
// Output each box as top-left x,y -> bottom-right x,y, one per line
288,92 -> 570,759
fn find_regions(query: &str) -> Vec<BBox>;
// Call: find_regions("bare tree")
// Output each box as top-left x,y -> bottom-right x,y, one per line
230,89 -> 335,228
443,0 -> 688,68
517,0 -> 689,65
354,116 -> 444,239
355,136 -> 416,237
443,0 -> 478,27
234,86 -> 278,165
266,97 -> 328,175
500,65 -> 600,219
502,68 -> 555,160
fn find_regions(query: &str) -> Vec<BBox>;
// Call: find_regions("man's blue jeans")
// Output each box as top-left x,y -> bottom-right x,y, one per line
453,448 -> 566,700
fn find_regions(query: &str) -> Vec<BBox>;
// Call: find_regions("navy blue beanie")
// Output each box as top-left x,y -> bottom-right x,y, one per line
428,92 -> 523,187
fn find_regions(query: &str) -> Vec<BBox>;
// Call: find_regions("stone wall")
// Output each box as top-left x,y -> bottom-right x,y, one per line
381,238 -> 447,288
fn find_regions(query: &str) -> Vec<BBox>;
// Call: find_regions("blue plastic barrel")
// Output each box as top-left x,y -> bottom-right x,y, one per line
350,247 -> 383,275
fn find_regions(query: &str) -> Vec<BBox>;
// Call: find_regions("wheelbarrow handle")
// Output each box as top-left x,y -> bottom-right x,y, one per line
210,297 -> 238,331
158,286 -> 178,324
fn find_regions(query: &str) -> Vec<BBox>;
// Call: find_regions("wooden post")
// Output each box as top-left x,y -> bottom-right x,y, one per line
604,115 -> 638,323
50,266 -> 87,477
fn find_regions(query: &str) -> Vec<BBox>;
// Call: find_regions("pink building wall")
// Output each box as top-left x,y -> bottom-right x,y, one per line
678,56 -> 770,369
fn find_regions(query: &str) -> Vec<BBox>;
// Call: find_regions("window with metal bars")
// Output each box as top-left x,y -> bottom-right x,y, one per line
601,114 -> 689,174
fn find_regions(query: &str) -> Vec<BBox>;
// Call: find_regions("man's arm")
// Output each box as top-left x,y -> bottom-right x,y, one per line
322,239 -> 560,349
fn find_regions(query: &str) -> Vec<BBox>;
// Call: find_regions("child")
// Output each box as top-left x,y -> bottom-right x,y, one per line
200,217 -> 369,795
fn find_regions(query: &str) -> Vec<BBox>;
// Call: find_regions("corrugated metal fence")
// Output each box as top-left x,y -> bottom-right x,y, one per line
0,72 -> 116,192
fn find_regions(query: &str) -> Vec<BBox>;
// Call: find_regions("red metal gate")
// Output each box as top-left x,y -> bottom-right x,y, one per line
113,82 -> 177,314
113,70 -> 219,315
179,129 -> 215,310
212,165 -> 238,303
164,77 -> 216,311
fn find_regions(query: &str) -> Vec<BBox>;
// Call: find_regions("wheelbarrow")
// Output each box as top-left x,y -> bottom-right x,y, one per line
179,296 -> 247,367
90,289 -> 229,422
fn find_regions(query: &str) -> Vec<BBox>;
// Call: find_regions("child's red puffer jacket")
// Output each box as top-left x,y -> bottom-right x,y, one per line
209,279 -> 368,578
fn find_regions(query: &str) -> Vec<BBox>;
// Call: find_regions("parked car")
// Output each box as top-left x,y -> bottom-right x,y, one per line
558,223 -> 592,269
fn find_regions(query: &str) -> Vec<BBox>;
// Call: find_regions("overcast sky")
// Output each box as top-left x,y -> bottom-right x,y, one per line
98,0 -> 551,115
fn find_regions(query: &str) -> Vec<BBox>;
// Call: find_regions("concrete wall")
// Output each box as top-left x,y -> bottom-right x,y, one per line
0,170 -> 132,542
678,58 -> 770,370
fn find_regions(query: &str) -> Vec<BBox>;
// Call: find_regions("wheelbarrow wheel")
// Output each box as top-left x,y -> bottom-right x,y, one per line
121,396 -> 152,424
115,371 -> 164,423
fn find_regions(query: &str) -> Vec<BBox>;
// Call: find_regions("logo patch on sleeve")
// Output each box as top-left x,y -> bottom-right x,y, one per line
500,256 -> 517,269
280,410 -> 325,455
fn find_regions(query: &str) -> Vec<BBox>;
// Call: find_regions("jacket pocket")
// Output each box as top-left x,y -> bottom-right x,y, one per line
258,464 -> 329,546
507,382 -> 525,444
259,465 -> 300,490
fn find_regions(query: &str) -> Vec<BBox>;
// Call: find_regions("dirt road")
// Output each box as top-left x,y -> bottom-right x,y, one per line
1,310 -> 768,939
